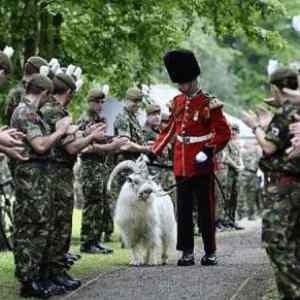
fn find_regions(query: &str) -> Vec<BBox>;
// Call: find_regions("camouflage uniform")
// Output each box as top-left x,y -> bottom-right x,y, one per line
223,139 -> 242,224
78,111 -> 112,246
259,100 -> 300,299
114,107 -> 144,155
113,106 -> 145,186
215,151 -> 228,225
41,98 -> 77,275
240,147 -> 260,219
5,82 -> 25,125
11,98 -> 53,283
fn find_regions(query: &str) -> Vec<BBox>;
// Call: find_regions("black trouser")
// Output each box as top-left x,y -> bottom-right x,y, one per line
176,174 -> 216,255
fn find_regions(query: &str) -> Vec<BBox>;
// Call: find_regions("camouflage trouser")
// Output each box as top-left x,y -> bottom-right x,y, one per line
13,162 -> 53,282
48,164 -> 74,275
241,173 -> 258,219
80,159 -> 112,245
215,169 -> 228,223
262,180 -> 300,299
224,168 -> 240,223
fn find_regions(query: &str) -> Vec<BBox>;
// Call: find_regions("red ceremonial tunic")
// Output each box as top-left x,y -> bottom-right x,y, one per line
153,91 -> 231,177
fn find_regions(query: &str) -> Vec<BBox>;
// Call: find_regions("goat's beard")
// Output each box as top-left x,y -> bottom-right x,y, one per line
138,191 -> 152,202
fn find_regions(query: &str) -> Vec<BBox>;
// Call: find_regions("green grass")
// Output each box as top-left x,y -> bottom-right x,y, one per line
0,209 -> 129,300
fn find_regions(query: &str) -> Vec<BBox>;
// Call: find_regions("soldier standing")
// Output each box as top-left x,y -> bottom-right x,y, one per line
214,151 -> 228,230
143,104 -> 161,143
152,49 -> 231,266
11,74 -> 71,298
223,124 -> 244,230
41,72 -> 104,290
113,87 -> 146,160
5,56 -> 48,124
239,141 -> 260,220
79,88 -> 127,254
242,67 -> 300,300
0,48 -> 28,160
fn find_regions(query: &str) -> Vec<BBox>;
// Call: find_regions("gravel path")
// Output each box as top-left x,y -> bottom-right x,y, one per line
65,219 -> 273,300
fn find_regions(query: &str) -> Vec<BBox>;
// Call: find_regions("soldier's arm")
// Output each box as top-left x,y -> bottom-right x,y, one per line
253,127 -> 277,155
81,136 -> 129,154
30,117 -> 71,154
64,124 -> 106,155
0,144 -> 28,161
119,141 -> 152,153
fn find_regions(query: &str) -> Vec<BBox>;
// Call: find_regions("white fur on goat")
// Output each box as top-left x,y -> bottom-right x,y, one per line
107,155 -> 177,266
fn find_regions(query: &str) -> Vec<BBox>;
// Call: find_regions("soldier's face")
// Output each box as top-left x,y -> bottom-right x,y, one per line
127,100 -> 140,113
89,100 -> 104,113
0,69 -> 7,87
39,90 -> 51,107
178,80 -> 198,96
147,112 -> 161,126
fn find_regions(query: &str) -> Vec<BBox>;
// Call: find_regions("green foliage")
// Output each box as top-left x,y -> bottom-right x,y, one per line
0,0 -> 292,122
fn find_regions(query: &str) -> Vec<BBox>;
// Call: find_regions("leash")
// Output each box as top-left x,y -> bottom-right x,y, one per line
148,161 -> 227,203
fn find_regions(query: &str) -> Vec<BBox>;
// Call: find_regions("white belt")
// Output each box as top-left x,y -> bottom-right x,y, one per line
177,133 -> 214,144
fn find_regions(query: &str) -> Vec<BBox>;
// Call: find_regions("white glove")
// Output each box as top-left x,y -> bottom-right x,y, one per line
196,151 -> 207,163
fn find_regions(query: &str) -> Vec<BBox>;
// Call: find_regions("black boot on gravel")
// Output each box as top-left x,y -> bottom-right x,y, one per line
177,251 -> 195,266
201,253 -> 218,266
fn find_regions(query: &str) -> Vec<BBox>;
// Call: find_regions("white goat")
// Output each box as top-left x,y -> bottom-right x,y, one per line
107,155 -> 177,266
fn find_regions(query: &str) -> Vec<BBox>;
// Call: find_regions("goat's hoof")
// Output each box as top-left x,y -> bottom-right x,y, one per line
129,261 -> 141,267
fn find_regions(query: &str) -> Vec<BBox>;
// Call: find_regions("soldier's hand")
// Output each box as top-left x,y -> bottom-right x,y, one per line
289,120 -> 300,134
86,122 -> 105,136
4,146 -> 29,161
287,135 -> 300,158
67,125 -> 79,135
89,124 -> 106,142
112,137 -> 130,150
282,88 -> 300,105
56,116 -> 72,135
0,127 -> 25,147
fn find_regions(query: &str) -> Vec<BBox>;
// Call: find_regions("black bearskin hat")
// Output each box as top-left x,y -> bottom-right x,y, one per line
163,49 -> 201,83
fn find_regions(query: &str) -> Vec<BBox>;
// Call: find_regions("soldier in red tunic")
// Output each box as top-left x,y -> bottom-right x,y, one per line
152,49 -> 231,266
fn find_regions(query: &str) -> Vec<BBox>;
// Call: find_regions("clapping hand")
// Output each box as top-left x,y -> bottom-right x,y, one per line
283,88 -> 300,105
0,127 -> 25,147
89,123 -> 106,142
55,116 -> 72,135
5,146 -> 29,161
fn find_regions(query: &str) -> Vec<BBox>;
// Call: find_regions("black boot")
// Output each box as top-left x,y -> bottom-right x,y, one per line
94,242 -> 114,254
80,240 -> 110,254
51,271 -> 81,291
177,251 -> 195,266
201,253 -> 218,266
230,222 -> 244,231
20,280 -> 51,299
66,252 -> 81,261
41,279 -> 66,296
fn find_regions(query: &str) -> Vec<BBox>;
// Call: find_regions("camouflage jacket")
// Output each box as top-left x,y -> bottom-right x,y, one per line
10,98 -> 52,162
143,124 -> 159,143
259,101 -> 300,175
5,81 -> 25,124
77,110 -> 108,164
242,148 -> 259,173
113,107 -> 144,144
41,97 -> 77,166
223,139 -> 243,172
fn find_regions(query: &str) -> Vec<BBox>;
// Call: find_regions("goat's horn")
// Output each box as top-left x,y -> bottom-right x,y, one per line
107,160 -> 137,193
